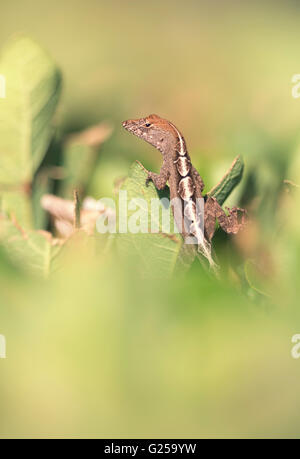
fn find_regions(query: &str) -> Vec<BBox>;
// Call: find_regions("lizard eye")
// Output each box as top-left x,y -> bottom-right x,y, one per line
145,123 -> 151,127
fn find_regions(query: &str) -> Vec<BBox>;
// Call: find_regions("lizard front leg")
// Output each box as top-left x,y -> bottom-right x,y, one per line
137,160 -> 170,190
204,196 -> 247,241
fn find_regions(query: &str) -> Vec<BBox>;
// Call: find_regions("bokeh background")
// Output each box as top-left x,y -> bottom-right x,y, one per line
1,0 -> 300,438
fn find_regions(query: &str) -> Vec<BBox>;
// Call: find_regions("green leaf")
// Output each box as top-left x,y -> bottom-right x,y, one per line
0,36 -> 62,228
116,162 -> 194,277
0,189 -> 33,228
0,36 -> 62,185
0,216 -> 63,278
208,155 -> 244,205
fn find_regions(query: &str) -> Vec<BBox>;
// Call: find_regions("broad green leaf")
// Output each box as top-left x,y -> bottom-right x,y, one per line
208,155 -> 244,205
0,36 -> 62,185
0,36 -> 61,229
116,162 -> 194,277
0,189 -> 33,228
0,216 -> 63,278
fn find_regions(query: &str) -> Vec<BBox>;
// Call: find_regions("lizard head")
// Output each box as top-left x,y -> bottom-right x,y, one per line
122,114 -> 179,154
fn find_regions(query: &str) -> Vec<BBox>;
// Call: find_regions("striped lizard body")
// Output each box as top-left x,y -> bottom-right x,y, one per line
122,114 -> 246,269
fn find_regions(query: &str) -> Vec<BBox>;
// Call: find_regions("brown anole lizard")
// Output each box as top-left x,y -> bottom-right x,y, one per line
122,114 -> 246,269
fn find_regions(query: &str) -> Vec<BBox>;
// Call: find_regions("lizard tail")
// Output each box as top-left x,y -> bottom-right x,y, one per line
189,221 -> 219,274
197,239 -> 219,274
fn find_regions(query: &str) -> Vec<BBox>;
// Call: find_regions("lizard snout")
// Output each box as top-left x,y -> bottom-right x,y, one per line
122,119 -> 138,133
122,120 -> 132,132
122,119 -> 133,128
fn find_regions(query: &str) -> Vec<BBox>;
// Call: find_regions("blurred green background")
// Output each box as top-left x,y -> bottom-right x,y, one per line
1,0 -> 300,438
